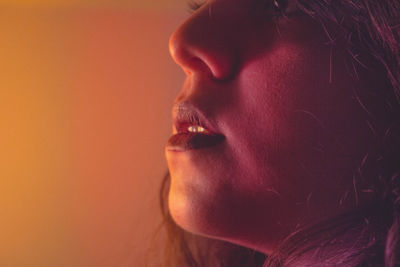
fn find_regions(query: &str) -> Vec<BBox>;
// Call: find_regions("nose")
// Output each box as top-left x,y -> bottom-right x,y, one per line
168,3 -> 238,81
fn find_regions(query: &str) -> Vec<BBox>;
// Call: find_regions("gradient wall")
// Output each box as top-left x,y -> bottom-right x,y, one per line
0,2 -> 186,266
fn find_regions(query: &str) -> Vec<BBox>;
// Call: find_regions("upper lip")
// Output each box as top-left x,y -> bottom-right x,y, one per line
172,102 -> 222,135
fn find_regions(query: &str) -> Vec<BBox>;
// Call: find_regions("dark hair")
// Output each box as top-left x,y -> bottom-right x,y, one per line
158,0 -> 400,266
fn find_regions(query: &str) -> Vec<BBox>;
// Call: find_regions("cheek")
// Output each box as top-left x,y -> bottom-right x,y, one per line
233,39 -> 364,200
235,42 -> 324,160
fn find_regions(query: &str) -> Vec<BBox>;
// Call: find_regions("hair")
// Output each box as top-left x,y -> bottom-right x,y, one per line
157,0 -> 400,266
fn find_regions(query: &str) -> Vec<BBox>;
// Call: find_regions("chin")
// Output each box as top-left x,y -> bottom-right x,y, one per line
168,183 -> 225,238
167,179 -> 285,254
168,187 -> 282,254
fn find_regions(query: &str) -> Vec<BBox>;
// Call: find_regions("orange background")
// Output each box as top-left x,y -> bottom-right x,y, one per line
0,1 -> 186,266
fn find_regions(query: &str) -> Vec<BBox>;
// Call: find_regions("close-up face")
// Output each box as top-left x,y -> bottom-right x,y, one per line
165,0 -> 383,254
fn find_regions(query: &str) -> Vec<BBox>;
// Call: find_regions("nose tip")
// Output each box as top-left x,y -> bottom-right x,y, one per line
168,8 -> 237,81
168,32 -> 199,76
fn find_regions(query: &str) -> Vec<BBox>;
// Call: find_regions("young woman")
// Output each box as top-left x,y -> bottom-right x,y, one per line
161,0 -> 400,266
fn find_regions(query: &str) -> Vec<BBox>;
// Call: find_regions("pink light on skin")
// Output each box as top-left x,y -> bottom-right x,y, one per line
165,0 -> 383,256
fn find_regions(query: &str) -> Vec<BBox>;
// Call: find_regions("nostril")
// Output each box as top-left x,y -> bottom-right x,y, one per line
186,57 -> 215,79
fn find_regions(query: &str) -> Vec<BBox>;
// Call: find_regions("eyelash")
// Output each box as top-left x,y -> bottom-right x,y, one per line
187,0 -> 204,13
187,0 -> 289,18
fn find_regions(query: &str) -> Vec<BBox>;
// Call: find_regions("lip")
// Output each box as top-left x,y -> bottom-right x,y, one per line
166,132 -> 225,151
172,102 -> 221,135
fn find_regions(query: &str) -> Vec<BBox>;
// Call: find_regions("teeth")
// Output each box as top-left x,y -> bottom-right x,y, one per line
188,125 -> 206,133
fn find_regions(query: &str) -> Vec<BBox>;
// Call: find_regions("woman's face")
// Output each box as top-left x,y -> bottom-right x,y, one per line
165,0 -> 378,253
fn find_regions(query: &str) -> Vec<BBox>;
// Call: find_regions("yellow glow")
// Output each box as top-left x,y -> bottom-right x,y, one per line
0,0 -> 180,9
0,6 -> 181,266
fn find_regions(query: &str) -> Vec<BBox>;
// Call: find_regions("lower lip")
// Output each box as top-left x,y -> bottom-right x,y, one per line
166,132 -> 225,151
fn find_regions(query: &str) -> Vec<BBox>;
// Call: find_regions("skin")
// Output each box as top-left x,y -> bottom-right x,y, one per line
165,0 -> 382,254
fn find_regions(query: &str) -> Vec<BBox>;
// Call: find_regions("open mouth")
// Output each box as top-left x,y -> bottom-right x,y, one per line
167,102 -> 225,151
166,124 -> 225,151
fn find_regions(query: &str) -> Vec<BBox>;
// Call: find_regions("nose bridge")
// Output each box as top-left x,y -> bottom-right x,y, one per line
168,3 -> 239,81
